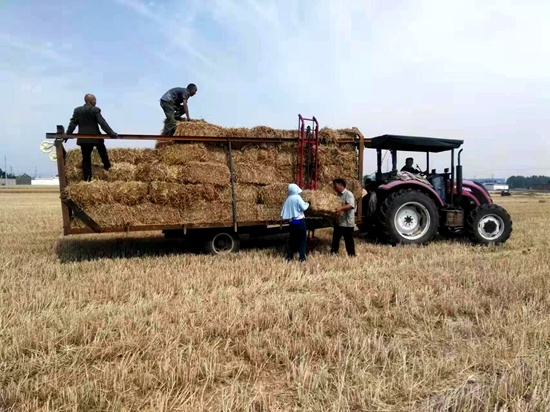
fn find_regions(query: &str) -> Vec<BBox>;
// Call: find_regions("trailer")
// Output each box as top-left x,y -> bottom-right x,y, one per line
46,118 -> 366,254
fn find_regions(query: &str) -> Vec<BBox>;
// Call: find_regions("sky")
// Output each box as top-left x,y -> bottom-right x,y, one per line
0,0 -> 549,179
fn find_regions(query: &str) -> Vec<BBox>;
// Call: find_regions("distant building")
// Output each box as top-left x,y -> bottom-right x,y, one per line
482,182 -> 509,191
0,178 -> 16,186
16,174 -> 32,185
475,178 -> 507,184
31,177 -> 59,186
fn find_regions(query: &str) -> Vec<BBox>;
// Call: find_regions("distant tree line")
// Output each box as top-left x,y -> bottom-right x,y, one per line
0,168 -> 16,179
506,175 -> 550,189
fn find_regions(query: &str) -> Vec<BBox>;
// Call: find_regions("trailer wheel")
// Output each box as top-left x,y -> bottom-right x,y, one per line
204,232 -> 240,255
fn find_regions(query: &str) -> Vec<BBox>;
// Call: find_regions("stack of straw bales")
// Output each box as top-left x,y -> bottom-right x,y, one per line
63,121 -> 361,228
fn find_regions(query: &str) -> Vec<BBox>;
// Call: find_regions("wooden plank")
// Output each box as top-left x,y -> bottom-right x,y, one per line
227,141 -> 237,231
54,140 -> 72,236
354,127 -> 365,225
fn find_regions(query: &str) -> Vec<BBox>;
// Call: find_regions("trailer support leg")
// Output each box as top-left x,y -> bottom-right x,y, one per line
63,199 -> 103,233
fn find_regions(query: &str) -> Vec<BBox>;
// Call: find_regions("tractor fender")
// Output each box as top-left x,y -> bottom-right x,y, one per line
463,180 -> 493,205
378,180 -> 445,207
459,188 -> 481,207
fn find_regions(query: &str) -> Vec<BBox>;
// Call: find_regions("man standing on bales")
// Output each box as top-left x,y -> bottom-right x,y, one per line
281,183 -> 310,262
331,178 -> 356,256
160,84 -> 198,136
66,94 -> 118,182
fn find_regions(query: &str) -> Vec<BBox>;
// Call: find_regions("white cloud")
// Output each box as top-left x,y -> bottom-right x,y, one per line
0,32 -> 73,65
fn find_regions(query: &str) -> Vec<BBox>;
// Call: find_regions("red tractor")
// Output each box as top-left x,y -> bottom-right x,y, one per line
359,135 -> 512,246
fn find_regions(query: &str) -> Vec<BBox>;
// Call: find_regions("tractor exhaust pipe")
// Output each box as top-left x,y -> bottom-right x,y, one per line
456,149 -> 463,205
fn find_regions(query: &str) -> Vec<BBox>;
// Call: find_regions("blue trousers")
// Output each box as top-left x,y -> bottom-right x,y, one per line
287,219 -> 307,261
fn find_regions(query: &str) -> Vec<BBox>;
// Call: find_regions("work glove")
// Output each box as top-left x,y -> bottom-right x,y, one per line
111,133 -> 119,139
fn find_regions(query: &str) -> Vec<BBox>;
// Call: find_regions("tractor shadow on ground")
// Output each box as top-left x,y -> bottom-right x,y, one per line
55,233 -> 294,263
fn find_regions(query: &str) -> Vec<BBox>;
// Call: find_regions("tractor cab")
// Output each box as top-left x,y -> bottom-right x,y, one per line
360,134 -> 512,246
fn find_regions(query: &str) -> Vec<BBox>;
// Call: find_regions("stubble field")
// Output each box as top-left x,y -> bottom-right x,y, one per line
1,189 -> 549,411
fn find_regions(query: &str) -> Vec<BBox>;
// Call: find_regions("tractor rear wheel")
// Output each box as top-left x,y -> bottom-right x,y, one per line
466,204 -> 512,246
378,189 -> 439,245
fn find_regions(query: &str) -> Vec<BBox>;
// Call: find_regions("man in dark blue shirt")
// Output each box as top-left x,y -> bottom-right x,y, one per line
160,84 -> 198,136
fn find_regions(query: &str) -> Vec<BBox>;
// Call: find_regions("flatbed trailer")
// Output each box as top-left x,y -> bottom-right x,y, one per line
46,124 -> 365,254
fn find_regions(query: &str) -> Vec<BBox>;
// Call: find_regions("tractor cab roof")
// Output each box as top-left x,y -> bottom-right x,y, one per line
364,134 -> 463,153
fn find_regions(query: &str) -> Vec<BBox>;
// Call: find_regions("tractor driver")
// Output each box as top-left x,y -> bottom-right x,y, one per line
401,157 -> 421,174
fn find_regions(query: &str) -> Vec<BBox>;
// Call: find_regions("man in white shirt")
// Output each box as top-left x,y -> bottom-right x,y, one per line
331,178 -> 356,256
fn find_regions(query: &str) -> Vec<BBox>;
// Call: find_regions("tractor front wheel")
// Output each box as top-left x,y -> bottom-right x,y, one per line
466,204 -> 512,246
378,189 -> 439,245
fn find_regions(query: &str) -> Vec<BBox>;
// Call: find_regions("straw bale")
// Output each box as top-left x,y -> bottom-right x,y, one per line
64,181 -> 149,207
65,148 -> 156,168
224,127 -> 250,138
234,163 -> 283,185
317,180 -> 363,201
257,205 -> 281,222
182,162 -> 230,186
180,201 -> 258,224
105,163 -> 137,181
137,161 -> 230,186
236,202 -> 259,222
158,143 -> 227,165
135,163 -> 182,183
231,146 -> 294,182
148,182 -> 188,209
172,119 -> 357,141
249,126 -> 278,138
174,120 -> 225,137
219,184 -> 260,204
65,149 -> 84,168
276,148 -> 294,168
258,183 -> 289,206
65,163 -> 136,183
231,145 -> 278,164
319,163 -> 357,183
155,140 -> 172,149
319,127 -> 358,143
183,202 -> 231,224
149,182 -> 234,208
66,165 -> 105,183
301,189 -> 341,217
319,144 -> 356,162
107,148 -> 157,164
71,203 -> 187,227
71,201 -> 259,228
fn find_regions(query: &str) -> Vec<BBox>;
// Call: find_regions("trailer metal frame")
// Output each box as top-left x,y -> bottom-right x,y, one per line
46,124 -> 365,241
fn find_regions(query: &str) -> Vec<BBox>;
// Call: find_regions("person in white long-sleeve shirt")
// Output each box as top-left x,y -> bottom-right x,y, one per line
281,183 -> 310,262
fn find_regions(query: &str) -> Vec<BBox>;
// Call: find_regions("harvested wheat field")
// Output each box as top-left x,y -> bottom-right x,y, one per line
1,190 -> 550,411
63,121 -> 360,227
